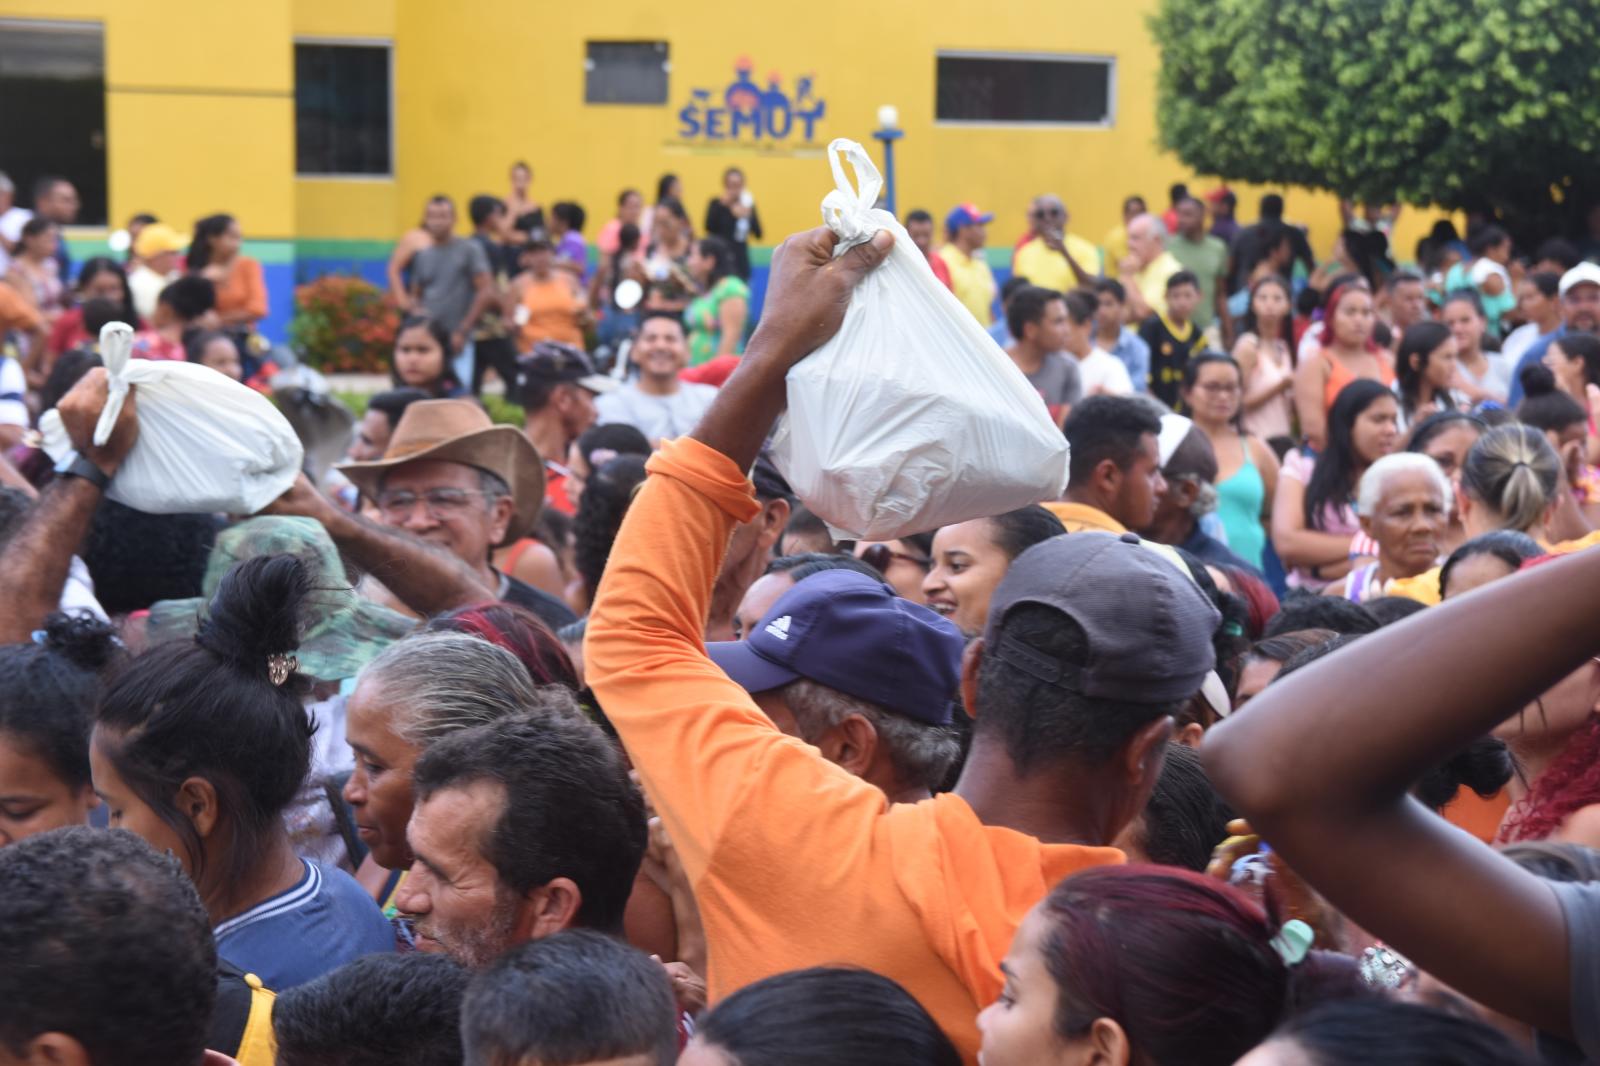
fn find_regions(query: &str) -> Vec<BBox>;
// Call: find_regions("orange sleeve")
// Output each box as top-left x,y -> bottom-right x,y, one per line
240,258 -> 268,320
585,437 -> 892,886
0,283 -> 40,331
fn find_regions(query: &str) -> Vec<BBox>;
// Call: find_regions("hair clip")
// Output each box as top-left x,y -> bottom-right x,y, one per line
1270,918 -> 1314,967
30,629 -> 47,645
1359,943 -> 1414,990
267,653 -> 299,687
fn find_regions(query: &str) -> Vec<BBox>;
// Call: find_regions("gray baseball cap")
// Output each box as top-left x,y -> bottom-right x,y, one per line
981,531 -> 1220,704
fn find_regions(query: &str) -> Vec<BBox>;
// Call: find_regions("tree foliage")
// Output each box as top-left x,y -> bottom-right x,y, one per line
1150,0 -> 1600,238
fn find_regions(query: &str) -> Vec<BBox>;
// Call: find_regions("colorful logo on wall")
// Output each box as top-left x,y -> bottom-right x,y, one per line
675,57 -> 826,149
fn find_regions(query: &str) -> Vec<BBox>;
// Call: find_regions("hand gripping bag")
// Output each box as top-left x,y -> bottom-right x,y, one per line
41,323 -> 303,513
767,139 -> 1069,540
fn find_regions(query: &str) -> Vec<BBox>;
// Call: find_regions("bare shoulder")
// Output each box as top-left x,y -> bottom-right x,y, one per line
1555,803 -> 1600,850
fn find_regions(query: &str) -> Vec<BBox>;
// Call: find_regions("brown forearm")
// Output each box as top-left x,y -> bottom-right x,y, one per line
321,508 -> 493,615
1211,546 -> 1600,813
689,342 -> 791,472
0,476 -> 100,642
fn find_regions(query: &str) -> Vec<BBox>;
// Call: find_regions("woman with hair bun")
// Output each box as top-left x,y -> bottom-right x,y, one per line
0,612 -> 123,846
91,554 -> 393,989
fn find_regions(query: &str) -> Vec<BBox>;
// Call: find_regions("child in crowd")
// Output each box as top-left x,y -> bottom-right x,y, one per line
132,275 -> 217,361
1141,269 -> 1202,408
184,328 -> 244,382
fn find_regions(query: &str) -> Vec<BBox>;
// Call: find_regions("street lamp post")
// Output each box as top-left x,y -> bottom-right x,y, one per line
872,104 -> 903,217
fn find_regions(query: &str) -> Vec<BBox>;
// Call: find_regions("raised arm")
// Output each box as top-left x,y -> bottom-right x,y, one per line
584,227 -> 893,878
0,369 -> 137,643
261,473 -> 492,615
1203,550 -> 1599,1039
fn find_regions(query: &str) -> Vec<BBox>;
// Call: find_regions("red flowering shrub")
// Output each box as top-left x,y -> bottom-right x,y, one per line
289,275 -> 400,373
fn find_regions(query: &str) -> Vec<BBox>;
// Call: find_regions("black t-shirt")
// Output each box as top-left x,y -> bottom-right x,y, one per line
1139,314 -> 1200,410
497,570 -> 578,631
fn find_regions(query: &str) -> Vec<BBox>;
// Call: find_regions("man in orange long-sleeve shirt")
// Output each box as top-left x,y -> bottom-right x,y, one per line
585,226 -> 1220,1062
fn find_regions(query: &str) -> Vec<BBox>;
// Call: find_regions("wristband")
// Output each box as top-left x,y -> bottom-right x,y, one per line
53,450 -> 111,492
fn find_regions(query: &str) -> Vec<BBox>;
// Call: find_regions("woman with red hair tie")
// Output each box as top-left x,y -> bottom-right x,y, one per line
1489,555 -> 1600,849
423,602 -> 580,691
1293,283 -> 1394,452
976,865 -> 1347,1066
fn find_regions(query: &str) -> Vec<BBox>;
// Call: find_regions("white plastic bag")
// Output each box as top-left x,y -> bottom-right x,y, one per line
41,323 -> 303,513
767,139 -> 1070,541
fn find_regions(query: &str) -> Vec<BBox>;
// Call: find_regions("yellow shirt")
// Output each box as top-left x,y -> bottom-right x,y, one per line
1104,225 -> 1130,271
1012,235 -> 1104,292
1132,251 -> 1183,320
1042,501 -> 1126,535
1385,567 -> 1441,606
1393,530 -> 1600,606
1550,529 -> 1600,556
938,243 -> 998,326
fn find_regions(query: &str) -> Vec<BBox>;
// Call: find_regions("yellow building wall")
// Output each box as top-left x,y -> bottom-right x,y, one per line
1,0 -> 1448,260
0,0 -> 296,239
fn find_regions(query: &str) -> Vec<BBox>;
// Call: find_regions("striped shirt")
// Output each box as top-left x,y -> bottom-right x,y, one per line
214,859 -> 393,990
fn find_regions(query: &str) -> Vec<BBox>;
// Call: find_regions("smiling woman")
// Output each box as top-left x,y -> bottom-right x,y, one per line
921,505 -> 1066,638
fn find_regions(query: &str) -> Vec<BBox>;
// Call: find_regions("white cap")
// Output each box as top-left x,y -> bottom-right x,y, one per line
1559,261 -> 1600,296
1157,413 -> 1194,467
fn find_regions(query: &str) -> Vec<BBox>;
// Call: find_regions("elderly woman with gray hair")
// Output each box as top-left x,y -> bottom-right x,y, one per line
339,632 -> 546,913
1323,452 -> 1452,603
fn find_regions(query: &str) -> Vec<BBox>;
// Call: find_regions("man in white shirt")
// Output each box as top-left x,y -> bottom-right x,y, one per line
1062,289 -> 1134,396
0,171 -> 28,278
128,223 -> 187,319
594,312 -> 717,444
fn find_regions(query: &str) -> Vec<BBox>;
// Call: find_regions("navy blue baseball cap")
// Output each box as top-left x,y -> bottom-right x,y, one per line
707,569 -> 965,726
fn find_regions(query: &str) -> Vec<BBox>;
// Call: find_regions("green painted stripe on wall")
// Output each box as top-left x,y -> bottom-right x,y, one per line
62,235 -> 793,267
295,239 -> 396,260
64,237 -> 297,265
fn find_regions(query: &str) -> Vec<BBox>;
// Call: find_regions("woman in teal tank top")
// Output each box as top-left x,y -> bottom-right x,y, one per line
1182,354 -> 1281,569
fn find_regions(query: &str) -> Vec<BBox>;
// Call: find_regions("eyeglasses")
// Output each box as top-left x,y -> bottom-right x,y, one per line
861,544 -> 932,574
376,487 -> 494,520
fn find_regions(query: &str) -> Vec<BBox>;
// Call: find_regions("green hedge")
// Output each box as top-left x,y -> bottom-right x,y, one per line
333,391 -> 526,427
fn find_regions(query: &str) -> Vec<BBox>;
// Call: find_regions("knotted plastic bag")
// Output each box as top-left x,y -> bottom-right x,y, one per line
768,139 -> 1070,540
41,323 -> 303,513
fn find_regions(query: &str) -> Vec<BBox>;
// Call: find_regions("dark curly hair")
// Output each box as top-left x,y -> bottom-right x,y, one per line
0,826 -> 217,1066
274,953 -> 471,1066
81,500 -> 220,615
0,613 -> 123,791
572,454 -> 649,601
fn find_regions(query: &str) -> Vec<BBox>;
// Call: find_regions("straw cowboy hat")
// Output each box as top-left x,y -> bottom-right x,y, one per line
335,399 -> 545,545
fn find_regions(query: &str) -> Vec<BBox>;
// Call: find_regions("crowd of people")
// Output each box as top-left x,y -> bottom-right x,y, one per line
6,154 -> 1600,1066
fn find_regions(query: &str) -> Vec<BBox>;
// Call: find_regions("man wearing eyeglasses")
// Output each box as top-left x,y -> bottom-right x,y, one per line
1011,194 -> 1103,294
337,399 -> 578,632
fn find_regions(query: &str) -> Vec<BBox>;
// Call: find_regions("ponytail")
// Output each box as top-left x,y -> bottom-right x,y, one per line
1459,425 -> 1561,534
95,555 -> 317,888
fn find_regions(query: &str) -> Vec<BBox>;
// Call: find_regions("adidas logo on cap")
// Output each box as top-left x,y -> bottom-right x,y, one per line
764,615 -> 792,641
